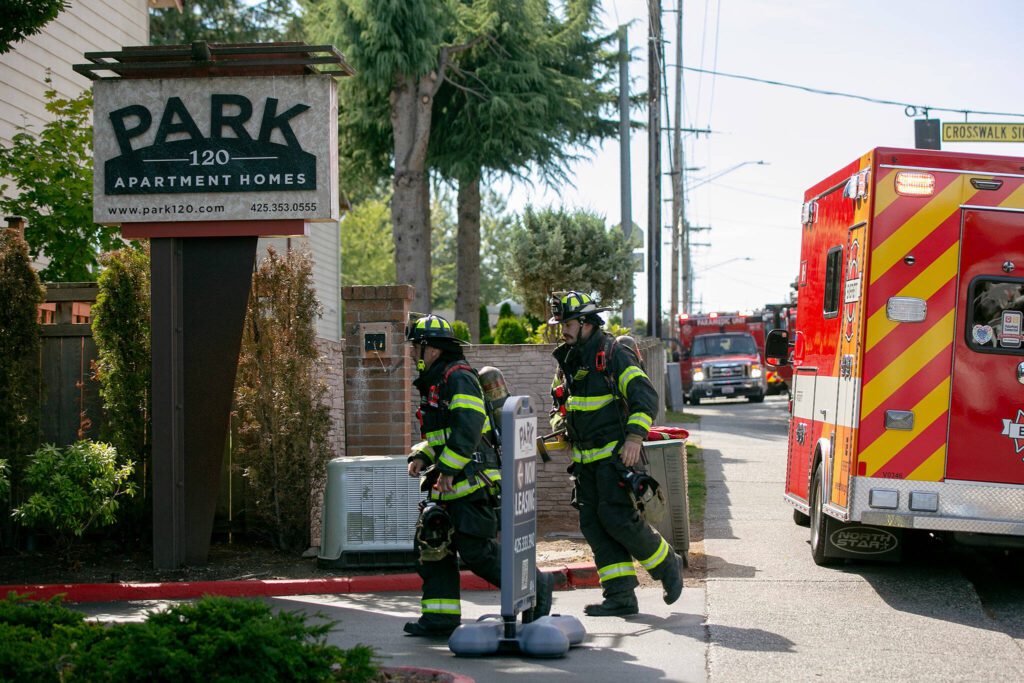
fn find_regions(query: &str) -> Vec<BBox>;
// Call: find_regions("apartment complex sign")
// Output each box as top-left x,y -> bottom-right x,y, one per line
93,75 -> 338,223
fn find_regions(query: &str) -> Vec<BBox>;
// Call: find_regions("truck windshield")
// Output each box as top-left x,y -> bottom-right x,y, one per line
692,334 -> 757,357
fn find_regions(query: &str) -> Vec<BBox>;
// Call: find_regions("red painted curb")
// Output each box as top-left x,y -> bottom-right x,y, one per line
383,666 -> 474,683
565,563 -> 600,588
0,566 -> 594,604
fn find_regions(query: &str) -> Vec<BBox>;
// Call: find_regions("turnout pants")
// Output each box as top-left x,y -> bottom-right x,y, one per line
416,492 -> 501,627
575,456 -> 676,597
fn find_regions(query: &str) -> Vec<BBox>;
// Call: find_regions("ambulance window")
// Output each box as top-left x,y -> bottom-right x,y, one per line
823,246 -> 843,318
966,277 -> 1024,355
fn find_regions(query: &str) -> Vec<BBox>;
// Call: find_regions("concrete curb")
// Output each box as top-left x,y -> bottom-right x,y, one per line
1,564 -> 598,604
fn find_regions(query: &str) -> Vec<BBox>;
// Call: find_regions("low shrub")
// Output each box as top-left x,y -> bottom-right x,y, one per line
12,441 -> 135,557
0,594 -> 381,682
451,319 -> 471,343
493,317 -> 529,345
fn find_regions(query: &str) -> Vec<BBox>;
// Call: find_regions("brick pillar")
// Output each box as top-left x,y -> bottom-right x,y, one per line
342,285 -> 415,457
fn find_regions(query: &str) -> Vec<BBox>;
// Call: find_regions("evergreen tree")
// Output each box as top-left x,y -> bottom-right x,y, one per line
150,0 -> 302,45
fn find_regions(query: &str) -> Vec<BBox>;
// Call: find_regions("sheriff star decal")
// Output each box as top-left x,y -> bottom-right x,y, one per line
1001,409 -> 1024,455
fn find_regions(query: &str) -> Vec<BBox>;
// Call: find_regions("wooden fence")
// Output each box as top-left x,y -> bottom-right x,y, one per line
38,283 -> 102,446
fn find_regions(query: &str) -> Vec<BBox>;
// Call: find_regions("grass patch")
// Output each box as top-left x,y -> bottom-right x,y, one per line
666,409 -> 700,424
686,442 -> 705,527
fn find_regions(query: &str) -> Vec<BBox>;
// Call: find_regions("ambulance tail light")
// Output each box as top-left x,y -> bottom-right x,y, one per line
895,171 -> 935,197
709,312 -> 718,319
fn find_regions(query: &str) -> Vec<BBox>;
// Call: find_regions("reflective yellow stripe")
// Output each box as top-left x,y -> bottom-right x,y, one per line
433,469 -> 501,500
411,440 -> 435,459
628,412 -> 653,431
567,394 -> 614,411
571,440 -> 618,464
425,429 -> 447,447
450,393 -> 486,415
439,446 -> 471,469
618,365 -> 647,397
597,562 -> 637,583
422,599 -> 461,615
640,538 -> 670,570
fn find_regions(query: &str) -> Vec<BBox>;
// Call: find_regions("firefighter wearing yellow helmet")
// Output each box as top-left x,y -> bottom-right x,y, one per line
404,314 -> 552,636
549,292 -> 683,617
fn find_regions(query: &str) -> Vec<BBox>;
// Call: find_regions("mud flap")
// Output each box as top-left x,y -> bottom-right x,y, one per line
822,517 -> 903,562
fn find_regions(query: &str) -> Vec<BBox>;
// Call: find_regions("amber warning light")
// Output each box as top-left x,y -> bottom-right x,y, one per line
895,171 -> 936,196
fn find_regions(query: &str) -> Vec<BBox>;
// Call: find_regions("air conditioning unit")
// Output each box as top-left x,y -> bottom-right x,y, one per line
641,439 -> 690,563
318,455 -> 425,568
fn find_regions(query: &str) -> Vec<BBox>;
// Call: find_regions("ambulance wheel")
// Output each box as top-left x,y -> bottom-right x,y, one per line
793,508 -> 810,527
690,395 -> 701,406
809,466 -> 838,566
747,393 -> 764,403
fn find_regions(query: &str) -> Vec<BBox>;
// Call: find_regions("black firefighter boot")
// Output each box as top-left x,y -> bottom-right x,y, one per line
584,590 -> 639,617
403,618 -> 460,637
660,553 -> 684,605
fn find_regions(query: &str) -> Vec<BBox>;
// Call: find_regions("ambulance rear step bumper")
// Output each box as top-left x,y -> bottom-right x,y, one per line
850,476 -> 1024,537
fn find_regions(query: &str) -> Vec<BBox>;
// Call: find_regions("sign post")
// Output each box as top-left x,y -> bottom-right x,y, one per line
76,43 -> 351,568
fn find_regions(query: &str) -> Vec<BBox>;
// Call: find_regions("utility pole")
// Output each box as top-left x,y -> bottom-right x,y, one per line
647,0 -> 662,339
619,26 -> 634,331
670,0 -> 683,340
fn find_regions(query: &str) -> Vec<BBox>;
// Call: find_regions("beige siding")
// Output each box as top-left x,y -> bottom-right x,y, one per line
257,225 -> 341,342
0,0 -> 149,150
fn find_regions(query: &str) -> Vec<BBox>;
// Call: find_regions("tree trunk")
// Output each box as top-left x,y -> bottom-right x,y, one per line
455,174 -> 482,342
390,73 -> 437,313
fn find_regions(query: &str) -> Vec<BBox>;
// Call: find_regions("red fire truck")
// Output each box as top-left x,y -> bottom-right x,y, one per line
766,147 -> 1024,564
679,312 -> 767,404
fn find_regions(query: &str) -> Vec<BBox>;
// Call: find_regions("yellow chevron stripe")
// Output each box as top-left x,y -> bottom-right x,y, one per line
861,310 -> 955,417
864,242 -> 960,350
1000,183 -> 1024,209
873,168 -> 899,216
870,178 -> 975,285
863,377 -> 951,476
906,444 -> 946,482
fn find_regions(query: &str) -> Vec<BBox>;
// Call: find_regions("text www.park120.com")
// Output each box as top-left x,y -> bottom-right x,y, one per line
107,203 -> 226,217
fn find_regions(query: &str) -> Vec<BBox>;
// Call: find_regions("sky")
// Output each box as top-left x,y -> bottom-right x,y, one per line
499,0 -> 1024,320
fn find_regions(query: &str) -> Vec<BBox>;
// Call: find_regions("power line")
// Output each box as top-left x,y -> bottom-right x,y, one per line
679,66 -> 1024,119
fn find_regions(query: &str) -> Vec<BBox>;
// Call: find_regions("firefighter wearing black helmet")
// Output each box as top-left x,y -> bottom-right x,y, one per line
549,292 -> 683,616
404,314 -> 552,636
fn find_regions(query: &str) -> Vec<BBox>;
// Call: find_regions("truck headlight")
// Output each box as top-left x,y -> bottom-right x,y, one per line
693,369 -> 705,382
750,364 -> 763,379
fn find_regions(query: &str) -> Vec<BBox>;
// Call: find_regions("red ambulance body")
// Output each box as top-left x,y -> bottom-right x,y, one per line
767,147 -> 1024,564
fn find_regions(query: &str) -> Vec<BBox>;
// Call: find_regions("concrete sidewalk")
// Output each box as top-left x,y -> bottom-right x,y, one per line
76,586 -> 708,683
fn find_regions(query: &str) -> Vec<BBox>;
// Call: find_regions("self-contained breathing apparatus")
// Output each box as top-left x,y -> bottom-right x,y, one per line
415,499 -> 454,562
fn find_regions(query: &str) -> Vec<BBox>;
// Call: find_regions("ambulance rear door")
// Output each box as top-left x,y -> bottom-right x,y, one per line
948,208 -> 1024,485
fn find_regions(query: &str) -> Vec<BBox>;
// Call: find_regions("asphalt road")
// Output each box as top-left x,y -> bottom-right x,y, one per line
692,394 -> 1024,682
74,394 -> 1024,681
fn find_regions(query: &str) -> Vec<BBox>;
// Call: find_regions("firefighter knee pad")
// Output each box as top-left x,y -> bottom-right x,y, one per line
416,501 -> 454,562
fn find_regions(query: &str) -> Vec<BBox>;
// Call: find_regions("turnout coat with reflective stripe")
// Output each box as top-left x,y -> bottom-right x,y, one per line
552,330 -> 657,463
412,357 -> 500,501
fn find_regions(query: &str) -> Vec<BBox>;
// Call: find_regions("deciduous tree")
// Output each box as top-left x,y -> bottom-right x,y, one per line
0,85 -> 121,281
0,0 -> 67,54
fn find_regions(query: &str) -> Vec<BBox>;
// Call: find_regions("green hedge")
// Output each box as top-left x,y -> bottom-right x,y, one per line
0,594 -> 379,682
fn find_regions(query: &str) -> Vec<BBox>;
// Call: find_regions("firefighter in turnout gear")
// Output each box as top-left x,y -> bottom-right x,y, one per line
404,314 -> 552,637
549,292 -> 684,616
